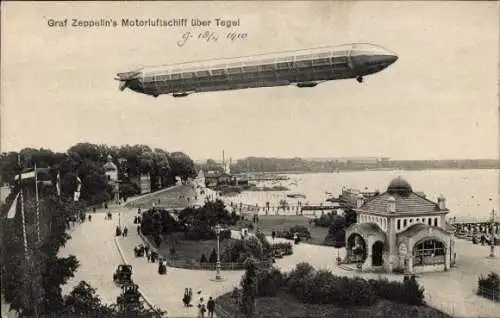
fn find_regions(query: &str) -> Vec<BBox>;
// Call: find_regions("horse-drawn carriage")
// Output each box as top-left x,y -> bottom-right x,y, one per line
113,264 -> 133,286
116,283 -> 141,311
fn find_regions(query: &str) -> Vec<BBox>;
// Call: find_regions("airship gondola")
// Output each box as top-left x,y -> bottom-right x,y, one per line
115,43 -> 398,98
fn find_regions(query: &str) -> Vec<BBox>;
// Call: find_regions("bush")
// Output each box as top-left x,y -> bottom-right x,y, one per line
272,242 -> 293,255
314,213 -> 334,227
478,272 -> 500,301
368,276 -> 425,306
283,263 -> 424,308
200,253 -> 208,263
209,248 -> 217,263
220,229 -> 232,240
256,268 -> 285,297
255,231 -> 272,255
221,236 -> 264,263
289,225 -> 311,239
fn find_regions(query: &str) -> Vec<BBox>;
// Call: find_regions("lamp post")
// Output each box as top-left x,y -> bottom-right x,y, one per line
489,209 -> 496,258
214,224 -> 224,281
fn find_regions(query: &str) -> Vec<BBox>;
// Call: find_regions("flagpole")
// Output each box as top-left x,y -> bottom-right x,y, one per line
18,155 -> 29,262
34,163 -> 40,242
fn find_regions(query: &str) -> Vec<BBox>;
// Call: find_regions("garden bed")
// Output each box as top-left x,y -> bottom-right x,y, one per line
215,291 -> 451,318
231,215 -> 329,245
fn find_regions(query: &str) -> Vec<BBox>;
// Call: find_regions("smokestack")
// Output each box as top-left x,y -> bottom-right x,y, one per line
222,150 -> 225,165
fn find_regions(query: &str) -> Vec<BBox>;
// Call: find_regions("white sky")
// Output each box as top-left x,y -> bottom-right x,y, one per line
1,1 -> 498,161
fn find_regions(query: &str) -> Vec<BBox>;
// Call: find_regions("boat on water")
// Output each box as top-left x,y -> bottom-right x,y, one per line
287,193 -> 307,199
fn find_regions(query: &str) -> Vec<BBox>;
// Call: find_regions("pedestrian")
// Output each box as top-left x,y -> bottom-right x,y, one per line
138,207 -> 141,215
198,297 -> 206,318
146,252 -> 151,263
207,297 -> 215,318
272,230 -> 276,240
188,288 -> 193,306
123,227 -> 128,237
88,214 -> 92,222
183,288 -> 190,307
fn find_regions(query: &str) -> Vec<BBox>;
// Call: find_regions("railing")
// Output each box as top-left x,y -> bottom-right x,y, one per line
450,216 -> 500,224
412,255 -> 445,266
477,286 -> 499,302
165,259 -> 270,271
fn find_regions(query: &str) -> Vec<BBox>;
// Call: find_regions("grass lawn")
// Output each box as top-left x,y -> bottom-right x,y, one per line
216,292 -> 452,318
152,232 -> 238,264
127,184 -> 195,209
232,215 -> 330,246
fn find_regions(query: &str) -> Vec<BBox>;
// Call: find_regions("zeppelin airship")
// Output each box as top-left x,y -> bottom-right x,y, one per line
115,43 -> 398,98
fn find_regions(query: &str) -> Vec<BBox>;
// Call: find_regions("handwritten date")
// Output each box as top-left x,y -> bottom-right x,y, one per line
177,31 -> 248,47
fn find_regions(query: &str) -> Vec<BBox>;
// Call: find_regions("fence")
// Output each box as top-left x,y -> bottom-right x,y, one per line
165,259 -> 271,271
477,286 -> 500,302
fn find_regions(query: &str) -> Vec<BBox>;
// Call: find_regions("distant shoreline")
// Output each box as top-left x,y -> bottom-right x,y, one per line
233,167 -> 499,175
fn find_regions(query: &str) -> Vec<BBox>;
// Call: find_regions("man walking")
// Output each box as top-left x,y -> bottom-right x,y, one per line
207,296 -> 215,318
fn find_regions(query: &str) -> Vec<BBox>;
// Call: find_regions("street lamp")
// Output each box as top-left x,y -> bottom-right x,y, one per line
213,224 -> 224,281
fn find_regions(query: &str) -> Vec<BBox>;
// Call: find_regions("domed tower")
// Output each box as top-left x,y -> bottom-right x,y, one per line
387,176 -> 412,196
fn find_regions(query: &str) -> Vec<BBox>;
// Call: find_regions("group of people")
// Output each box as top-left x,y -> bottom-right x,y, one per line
182,289 -> 215,318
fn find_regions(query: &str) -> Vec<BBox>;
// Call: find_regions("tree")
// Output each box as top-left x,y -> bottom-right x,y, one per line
344,208 -> 357,227
169,152 -> 197,181
239,258 -> 258,318
63,281 -> 113,317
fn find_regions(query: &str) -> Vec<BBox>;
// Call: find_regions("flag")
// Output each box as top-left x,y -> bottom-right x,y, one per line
74,176 -> 82,201
56,172 -> 61,196
6,191 -> 20,219
76,176 -> 82,192
14,170 -> 36,181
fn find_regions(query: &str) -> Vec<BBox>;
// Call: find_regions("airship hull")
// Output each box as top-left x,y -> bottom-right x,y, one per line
116,43 -> 398,97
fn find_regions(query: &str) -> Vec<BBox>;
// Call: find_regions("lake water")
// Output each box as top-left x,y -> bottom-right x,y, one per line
225,169 -> 499,218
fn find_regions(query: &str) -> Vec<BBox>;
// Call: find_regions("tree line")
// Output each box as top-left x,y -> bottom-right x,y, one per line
0,142 -> 198,317
0,143 -> 198,205
226,157 -> 499,173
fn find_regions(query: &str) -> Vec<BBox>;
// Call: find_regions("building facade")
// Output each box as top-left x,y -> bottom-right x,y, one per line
103,155 -> 119,202
344,177 -> 455,274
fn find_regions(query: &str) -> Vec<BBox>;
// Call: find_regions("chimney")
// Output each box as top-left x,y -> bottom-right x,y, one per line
387,196 -> 396,213
438,194 -> 446,210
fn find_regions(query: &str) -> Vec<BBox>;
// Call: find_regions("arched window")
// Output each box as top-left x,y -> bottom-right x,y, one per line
434,218 -> 438,227
397,219 -> 401,230
413,239 -> 445,265
403,219 -> 407,228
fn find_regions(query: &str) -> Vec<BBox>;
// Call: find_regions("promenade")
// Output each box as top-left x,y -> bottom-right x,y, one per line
56,186 -> 500,318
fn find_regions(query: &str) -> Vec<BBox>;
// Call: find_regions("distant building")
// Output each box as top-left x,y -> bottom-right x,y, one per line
345,177 -> 454,274
205,171 -> 231,188
0,185 -> 11,205
103,155 -> 119,202
103,155 -> 118,182
139,174 -> 151,194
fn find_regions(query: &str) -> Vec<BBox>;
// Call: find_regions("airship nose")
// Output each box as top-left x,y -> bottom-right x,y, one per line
386,54 -> 398,65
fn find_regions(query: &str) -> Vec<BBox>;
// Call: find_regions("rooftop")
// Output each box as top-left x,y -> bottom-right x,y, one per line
357,177 -> 447,215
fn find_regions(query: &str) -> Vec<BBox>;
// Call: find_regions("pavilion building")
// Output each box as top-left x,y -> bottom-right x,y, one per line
344,177 -> 455,274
